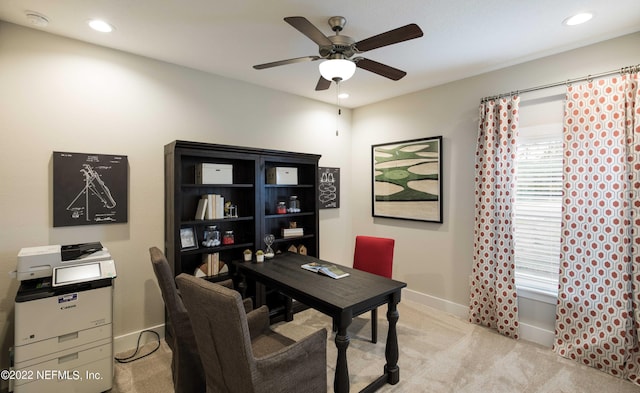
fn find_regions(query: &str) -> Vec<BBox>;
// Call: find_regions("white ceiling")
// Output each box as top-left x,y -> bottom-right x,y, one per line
1,0 -> 639,108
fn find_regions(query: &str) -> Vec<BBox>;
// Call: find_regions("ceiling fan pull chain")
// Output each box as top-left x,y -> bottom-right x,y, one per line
336,81 -> 341,136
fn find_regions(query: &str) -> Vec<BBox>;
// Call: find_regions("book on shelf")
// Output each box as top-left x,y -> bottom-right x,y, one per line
202,194 -> 225,219
300,262 -> 349,279
282,228 -> 304,238
195,198 -> 208,220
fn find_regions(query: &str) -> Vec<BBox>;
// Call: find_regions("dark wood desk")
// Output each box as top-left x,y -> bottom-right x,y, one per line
235,252 -> 407,393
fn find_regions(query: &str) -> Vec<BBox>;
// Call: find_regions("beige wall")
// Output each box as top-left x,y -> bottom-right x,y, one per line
0,21 -> 353,372
1,19 -> 639,375
351,31 -> 640,341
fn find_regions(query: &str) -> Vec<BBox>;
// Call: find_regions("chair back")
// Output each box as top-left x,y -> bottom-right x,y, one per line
176,273 -> 256,393
353,236 -> 395,278
149,247 -> 204,393
149,247 -> 187,324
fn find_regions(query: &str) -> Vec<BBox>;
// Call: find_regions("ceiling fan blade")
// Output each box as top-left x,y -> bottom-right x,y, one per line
355,58 -> 407,81
355,23 -> 423,52
284,16 -> 333,47
315,76 -> 331,91
253,56 -> 320,70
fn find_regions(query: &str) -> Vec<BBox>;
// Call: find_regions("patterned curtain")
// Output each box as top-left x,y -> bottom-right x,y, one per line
469,96 -> 520,339
554,70 -> 640,384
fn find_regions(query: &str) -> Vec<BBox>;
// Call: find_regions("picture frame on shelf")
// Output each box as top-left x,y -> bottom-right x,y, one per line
180,227 -> 198,250
372,136 -> 443,223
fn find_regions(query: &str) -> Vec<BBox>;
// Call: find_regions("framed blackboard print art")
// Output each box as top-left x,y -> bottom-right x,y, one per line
53,151 -> 128,227
318,167 -> 340,209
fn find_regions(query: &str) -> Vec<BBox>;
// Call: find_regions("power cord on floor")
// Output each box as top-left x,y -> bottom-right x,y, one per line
114,329 -> 161,364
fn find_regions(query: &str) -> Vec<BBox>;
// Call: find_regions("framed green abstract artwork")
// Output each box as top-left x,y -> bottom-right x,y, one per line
372,136 -> 443,222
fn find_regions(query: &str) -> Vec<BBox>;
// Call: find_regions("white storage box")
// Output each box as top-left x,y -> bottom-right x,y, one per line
196,163 -> 233,184
267,167 -> 298,185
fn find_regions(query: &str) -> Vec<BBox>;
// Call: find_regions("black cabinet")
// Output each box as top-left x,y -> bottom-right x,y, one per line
164,140 -> 320,321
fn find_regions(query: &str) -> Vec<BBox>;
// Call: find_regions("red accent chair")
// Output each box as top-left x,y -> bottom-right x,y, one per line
353,236 -> 395,343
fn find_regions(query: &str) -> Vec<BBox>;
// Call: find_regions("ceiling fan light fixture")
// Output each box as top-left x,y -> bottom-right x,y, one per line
319,59 -> 356,82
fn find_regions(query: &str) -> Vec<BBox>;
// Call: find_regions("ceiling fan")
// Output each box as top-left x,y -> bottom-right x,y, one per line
253,16 -> 424,91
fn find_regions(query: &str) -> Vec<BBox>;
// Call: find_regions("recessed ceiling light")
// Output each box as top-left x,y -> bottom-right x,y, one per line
88,19 -> 114,33
563,12 -> 593,26
338,93 -> 350,99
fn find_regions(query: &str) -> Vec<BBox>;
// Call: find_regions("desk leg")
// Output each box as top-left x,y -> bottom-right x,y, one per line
334,311 -> 352,393
385,292 -> 401,385
255,282 -> 267,307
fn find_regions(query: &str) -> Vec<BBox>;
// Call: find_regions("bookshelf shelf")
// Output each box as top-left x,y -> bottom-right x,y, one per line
165,140 -> 320,324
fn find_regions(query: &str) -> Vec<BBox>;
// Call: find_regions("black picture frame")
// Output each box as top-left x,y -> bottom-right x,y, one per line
180,227 -> 198,250
318,167 -> 340,209
372,136 -> 443,223
53,151 -> 128,227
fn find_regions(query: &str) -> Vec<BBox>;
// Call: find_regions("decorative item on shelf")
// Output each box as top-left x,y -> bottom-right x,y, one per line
266,167 -> 298,185
196,163 -> 233,184
276,201 -> 287,214
224,201 -> 238,218
288,195 -> 301,213
282,228 -> 304,238
298,245 -> 308,255
194,253 -> 228,277
288,244 -> 298,253
255,250 -> 265,263
264,234 -> 275,259
282,221 -> 303,238
222,230 -> 235,245
243,249 -> 252,262
180,227 -> 198,250
202,225 -> 221,247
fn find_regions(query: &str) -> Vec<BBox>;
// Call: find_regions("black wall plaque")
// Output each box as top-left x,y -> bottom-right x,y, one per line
53,151 -> 128,227
318,167 -> 340,209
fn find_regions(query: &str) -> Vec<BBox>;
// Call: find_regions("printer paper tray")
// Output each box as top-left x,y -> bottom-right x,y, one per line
14,324 -> 111,364
12,341 -> 112,393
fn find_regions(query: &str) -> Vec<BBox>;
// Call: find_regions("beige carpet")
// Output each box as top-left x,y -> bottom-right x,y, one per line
111,300 -> 640,392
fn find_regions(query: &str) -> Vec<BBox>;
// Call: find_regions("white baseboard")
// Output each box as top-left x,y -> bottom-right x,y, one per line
402,288 -> 554,347
114,324 -> 165,355
518,321 -> 555,347
403,288 -> 469,319
112,290 -> 554,353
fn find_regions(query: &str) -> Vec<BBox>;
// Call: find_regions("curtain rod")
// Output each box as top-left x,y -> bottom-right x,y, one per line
481,63 -> 640,102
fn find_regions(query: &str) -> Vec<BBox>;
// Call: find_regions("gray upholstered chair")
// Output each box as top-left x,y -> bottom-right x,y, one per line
176,273 -> 328,393
149,247 -> 252,393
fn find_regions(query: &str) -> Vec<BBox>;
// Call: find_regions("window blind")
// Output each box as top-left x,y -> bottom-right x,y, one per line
513,124 -> 563,294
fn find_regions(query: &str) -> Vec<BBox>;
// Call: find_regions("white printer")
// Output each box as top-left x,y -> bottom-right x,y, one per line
12,242 -> 116,393
14,242 -> 116,283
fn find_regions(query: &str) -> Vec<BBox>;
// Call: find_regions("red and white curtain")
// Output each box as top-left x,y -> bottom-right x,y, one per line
554,70 -> 640,384
469,96 -> 520,339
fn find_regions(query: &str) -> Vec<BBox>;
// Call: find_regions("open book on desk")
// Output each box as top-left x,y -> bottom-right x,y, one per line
301,262 -> 350,279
